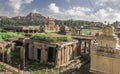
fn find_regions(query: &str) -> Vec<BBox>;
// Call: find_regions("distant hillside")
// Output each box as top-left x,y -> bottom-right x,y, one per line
0,12 -> 47,26
12,12 -> 47,23
0,12 -> 103,29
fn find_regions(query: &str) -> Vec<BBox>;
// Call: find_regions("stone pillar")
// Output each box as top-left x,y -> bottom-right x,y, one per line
78,40 -> 82,56
56,48 -> 61,67
68,46 -> 71,61
71,45 -> 74,60
20,46 -> 23,59
7,47 -> 11,63
41,48 -> 47,63
88,40 -> 91,55
29,44 -> 34,59
69,45 -> 72,60
27,30 -> 30,34
64,47 -> 66,63
20,45 -> 25,69
66,46 -> 69,62
61,48 -> 64,65
32,30 -> 34,33
11,43 -> 15,51
64,47 -> 67,63
34,47 -> 37,60
73,44 -> 76,58
79,30 -> 81,35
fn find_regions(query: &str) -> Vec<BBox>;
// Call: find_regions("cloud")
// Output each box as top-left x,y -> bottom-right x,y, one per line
48,3 -> 60,13
8,0 -> 34,13
63,7 -> 91,17
0,0 -> 120,23
42,1 -> 120,23
65,0 -> 71,2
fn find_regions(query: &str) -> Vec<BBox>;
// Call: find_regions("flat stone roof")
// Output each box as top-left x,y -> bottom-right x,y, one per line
4,26 -> 40,30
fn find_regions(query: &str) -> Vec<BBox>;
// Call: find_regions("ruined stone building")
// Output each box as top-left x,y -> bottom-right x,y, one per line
42,17 -> 59,32
4,26 -> 40,33
0,41 -> 15,63
90,26 -> 120,74
22,39 -> 80,68
59,25 -> 71,35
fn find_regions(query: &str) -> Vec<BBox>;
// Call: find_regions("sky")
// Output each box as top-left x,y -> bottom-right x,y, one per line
0,0 -> 120,23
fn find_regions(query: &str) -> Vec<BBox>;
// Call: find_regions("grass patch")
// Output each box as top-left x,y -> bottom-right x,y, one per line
31,32 -> 72,43
0,32 -> 23,41
81,29 -> 102,35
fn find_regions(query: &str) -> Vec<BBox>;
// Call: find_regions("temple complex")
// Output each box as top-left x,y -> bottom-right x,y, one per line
0,17 -> 100,74
42,17 -> 59,32
90,26 -> 120,74
59,25 -> 71,35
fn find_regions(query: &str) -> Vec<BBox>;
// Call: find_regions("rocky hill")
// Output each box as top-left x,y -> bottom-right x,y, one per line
0,12 -> 103,29
0,12 -> 47,26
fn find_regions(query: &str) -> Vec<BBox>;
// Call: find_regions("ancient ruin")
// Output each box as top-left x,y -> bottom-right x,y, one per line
90,26 -> 120,74
0,17 -> 98,74
42,17 -> 59,32
4,26 -> 40,33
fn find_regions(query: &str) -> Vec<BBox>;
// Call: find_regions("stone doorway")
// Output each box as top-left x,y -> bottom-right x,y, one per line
37,49 -> 41,61
25,43 -> 29,59
47,47 -> 56,63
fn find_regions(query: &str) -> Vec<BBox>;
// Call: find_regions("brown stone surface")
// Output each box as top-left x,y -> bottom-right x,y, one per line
90,26 -> 120,74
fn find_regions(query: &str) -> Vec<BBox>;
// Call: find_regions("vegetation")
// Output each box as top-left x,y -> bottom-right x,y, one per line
31,32 -> 72,43
57,19 -> 103,29
81,29 -> 102,35
0,64 -> 8,70
25,60 -> 58,74
0,64 -> 13,73
0,32 -> 22,41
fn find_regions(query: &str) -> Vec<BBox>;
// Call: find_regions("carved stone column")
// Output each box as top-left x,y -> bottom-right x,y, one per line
69,45 -> 72,60
34,47 -> 37,60
66,46 -> 69,62
11,43 -> 15,51
88,40 -> 91,55
64,47 -> 67,63
61,48 -> 64,64
41,48 -> 47,63
56,48 -> 61,67
7,47 -> 11,63
78,40 -> 81,56
29,44 -> 34,59
20,46 -> 23,60
73,44 -> 76,58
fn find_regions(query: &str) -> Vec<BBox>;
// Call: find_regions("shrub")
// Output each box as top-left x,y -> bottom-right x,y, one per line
31,32 -> 72,42
0,32 -> 21,41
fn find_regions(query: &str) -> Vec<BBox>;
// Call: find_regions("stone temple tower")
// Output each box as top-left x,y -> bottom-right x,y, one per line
42,17 -> 59,32
90,26 -> 120,74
